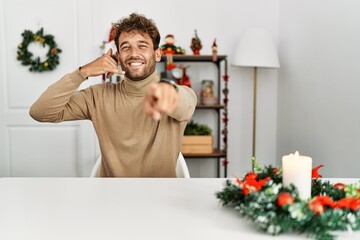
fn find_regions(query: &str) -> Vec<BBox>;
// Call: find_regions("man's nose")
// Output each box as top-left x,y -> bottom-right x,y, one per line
128,47 -> 141,56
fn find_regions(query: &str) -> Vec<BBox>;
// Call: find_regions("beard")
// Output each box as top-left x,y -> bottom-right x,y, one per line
119,55 -> 157,81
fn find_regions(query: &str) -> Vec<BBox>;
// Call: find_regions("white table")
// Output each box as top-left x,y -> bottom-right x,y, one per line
0,178 -> 358,240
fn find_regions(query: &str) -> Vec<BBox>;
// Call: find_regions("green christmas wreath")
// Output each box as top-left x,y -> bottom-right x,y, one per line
216,160 -> 360,240
16,28 -> 62,72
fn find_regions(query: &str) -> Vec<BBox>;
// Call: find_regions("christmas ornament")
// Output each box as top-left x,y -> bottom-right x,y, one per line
170,65 -> 191,88
312,164 -> 324,178
190,30 -> 202,55
212,38 -> 218,62
216,160 -> 360,239
17,28 -> 62,72
161,34 -> 185,55
277,192 -> 295,207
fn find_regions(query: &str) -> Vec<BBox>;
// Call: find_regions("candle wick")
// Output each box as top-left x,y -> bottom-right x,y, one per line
294,151 -> 300,160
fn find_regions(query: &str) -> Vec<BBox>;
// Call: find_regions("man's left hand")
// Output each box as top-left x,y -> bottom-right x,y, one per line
143,82 -> 179,120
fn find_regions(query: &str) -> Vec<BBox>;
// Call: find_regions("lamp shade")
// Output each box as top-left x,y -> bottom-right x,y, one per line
232,28 -> 280,68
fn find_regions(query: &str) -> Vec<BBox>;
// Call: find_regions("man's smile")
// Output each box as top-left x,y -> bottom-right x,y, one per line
129,62 -> 144,68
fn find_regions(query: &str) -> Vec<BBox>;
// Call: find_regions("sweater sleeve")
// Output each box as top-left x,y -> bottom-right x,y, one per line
168,85 -> 197,122
29,69 -> 94,122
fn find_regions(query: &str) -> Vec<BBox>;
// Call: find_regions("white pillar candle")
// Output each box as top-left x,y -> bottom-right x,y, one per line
282,151 -> 312,200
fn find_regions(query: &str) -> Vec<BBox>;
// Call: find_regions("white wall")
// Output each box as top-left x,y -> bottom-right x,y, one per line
277,0 -> 360,177
218,0 -> 279,176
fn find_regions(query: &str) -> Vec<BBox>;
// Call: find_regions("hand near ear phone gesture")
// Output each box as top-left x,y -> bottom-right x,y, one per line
79,49 -> 125,79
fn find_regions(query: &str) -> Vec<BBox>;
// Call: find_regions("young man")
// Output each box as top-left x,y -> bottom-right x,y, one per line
29,13 -> 197,177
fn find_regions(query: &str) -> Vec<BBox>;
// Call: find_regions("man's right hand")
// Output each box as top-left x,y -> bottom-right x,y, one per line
79,49 -> 125,79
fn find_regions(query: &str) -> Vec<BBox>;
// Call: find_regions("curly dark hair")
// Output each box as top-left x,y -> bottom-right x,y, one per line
114,13 -> 161,52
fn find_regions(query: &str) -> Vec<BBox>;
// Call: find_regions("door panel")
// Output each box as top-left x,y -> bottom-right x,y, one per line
0,0 -> 98,177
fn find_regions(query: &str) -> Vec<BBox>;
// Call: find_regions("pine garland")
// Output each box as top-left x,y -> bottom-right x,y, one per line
216,163 -> 360,240
17,28 -> 62,72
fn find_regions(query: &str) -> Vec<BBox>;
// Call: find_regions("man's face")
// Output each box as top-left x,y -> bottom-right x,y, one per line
116,31 -> 161,81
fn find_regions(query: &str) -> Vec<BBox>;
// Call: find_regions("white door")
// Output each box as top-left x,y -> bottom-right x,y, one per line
0,0 -> 99,177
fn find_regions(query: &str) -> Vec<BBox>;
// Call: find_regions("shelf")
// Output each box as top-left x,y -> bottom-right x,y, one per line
196,104 -> 224,109
183,149 -> 226,158
160,55 -> 227,63
161,54 -> 229,177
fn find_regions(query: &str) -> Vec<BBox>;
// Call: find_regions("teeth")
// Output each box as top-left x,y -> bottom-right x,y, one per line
130,62 -> 142,66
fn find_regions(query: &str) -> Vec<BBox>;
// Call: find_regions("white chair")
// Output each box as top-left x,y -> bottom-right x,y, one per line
175,152 -> 190,178
90,152 -> 190,178
90,155 -> 102,178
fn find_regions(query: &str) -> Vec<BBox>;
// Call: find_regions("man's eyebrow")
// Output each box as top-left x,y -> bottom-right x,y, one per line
119,40 -> 150,48
138,40 -> 150,45
119,41 -> 131,48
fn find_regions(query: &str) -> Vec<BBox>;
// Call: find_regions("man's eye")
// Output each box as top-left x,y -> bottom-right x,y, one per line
139,45 -> 147,49
121,46 -> 129,51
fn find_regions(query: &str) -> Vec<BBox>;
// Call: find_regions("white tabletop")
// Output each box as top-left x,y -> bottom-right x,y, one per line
0,178 -> 358,240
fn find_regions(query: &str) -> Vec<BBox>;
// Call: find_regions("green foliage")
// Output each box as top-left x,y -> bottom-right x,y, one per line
312,179 -> 345,201
216,180 -> 244,206
17,28 -> 62,72
184,120 -> 212,136
216,164 -> 360,239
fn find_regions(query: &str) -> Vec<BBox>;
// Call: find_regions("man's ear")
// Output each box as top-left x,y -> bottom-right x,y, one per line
155,48 -> 162,62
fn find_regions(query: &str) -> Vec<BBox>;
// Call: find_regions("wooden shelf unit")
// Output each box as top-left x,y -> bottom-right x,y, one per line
161,54 -> 229,177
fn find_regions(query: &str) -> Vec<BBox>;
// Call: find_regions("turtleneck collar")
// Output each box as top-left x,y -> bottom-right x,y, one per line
123,71 -> 158,96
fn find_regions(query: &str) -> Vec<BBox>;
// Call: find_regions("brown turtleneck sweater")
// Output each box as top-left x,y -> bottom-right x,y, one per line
29,69 -> 197,177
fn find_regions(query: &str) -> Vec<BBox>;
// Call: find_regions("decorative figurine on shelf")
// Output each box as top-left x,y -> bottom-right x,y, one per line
190,29 -> 202,55
161,34 -> 185,73
161,34 -> 185,55
201,80 -> 217,105
171,65 -> 192,88
179,65 -> 191,88
212,38 -> 218,62
101,25 -> 117,54
165,53 -> 176,71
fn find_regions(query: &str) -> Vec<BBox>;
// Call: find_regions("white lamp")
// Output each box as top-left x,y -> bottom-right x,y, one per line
231,28 -> 280,170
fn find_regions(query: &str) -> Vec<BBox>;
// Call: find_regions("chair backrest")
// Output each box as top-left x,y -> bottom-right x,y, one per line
90,155 -> 101,178
90,152 -> 190,178
175,152 -> 190,178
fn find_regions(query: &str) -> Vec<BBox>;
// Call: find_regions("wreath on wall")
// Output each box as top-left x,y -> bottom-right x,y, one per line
16,28 -> 62,72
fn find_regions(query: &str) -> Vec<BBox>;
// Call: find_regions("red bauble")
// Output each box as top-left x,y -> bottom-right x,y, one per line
309,200 -> 325,214
277,192 -> 295,207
